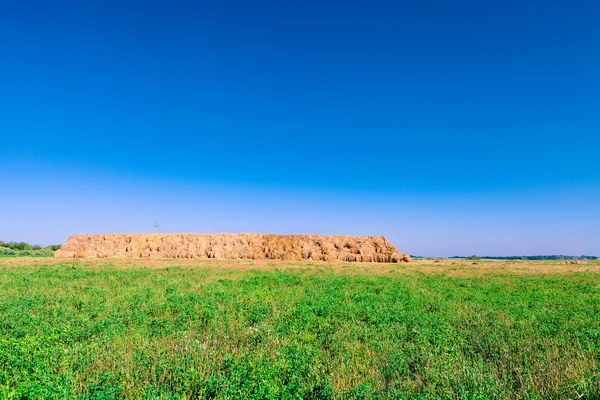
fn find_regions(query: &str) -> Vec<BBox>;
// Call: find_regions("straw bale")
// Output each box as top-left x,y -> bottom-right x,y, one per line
55,233 -> 409,263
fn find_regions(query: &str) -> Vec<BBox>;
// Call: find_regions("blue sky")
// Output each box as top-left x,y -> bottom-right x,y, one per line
1,0 -> 599,256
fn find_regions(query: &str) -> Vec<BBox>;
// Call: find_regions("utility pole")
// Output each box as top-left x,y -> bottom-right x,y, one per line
153,221 -> 159,234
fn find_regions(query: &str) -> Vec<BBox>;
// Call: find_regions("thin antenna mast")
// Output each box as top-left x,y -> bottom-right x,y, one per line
153,221 -> 159,234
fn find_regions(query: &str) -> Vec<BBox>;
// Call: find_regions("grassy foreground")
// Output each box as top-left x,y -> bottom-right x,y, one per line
0,258 -> 599,399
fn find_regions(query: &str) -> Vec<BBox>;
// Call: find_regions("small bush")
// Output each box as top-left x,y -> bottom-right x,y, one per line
0,244 -> 55,257
0,247 -> 17,256
0,241 -> 62,257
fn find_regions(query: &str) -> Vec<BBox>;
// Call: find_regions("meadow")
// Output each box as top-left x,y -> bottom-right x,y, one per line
0,257 -> 598,399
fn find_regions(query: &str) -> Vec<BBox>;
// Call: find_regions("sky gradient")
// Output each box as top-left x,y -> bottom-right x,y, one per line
1,0 -> 599,256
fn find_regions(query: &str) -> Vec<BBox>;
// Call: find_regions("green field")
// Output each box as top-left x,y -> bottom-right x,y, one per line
0,258 -> 599,399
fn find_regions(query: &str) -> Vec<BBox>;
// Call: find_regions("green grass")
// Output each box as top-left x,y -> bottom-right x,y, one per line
0,260 -> 599,399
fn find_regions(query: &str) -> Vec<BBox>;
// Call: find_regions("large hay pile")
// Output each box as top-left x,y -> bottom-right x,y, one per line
54,234 -> 410,262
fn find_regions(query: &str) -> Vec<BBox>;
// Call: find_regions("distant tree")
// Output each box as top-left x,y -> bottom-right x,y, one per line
2,242 -> 32,251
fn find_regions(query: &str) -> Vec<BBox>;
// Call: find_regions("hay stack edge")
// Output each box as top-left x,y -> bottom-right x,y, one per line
55,233 -> 411,263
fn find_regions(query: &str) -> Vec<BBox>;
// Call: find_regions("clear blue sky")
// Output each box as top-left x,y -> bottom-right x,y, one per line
1,0 -> 599,256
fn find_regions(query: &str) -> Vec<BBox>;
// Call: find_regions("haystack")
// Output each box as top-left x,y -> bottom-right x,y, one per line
54,233 -> 409,263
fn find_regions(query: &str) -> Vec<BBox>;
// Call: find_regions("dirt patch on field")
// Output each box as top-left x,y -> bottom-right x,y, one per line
54,233 -> 410,263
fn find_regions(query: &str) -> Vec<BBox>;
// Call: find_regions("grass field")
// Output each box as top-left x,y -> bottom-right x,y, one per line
0,258 -> 599,399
